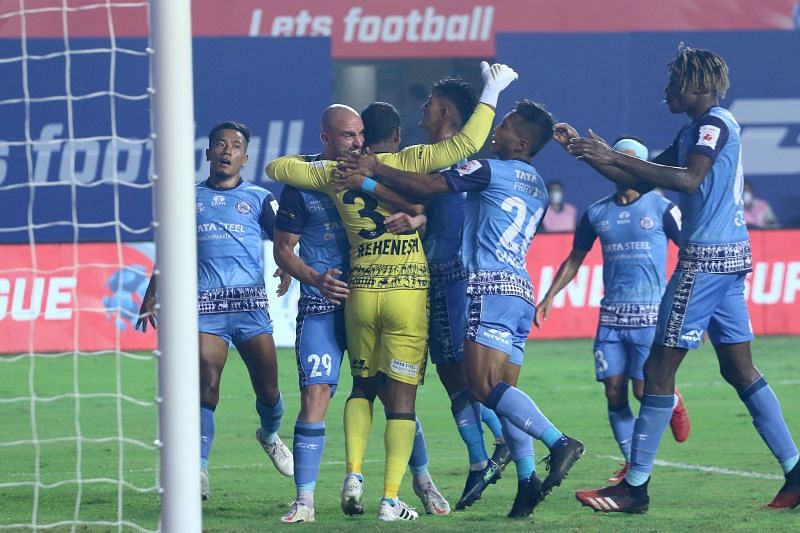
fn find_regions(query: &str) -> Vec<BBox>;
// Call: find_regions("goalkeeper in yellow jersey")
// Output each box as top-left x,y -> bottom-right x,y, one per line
265,61 -> 517,522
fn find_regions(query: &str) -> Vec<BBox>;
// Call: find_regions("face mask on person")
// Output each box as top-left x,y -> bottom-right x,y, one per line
743,191 -> 753,207
550,190 -> 563,205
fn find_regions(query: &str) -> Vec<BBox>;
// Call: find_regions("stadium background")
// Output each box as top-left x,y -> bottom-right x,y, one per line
1,0 -> 799,352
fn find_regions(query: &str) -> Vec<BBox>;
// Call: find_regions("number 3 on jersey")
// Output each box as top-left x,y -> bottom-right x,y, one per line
343,190 -> 385,240
499,196 -> 543,252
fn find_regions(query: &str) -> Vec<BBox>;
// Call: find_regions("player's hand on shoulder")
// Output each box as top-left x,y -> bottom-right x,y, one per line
316,268 -> 349,305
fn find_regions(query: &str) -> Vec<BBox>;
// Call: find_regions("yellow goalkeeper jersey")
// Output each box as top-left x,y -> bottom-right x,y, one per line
265,103 -> 494,290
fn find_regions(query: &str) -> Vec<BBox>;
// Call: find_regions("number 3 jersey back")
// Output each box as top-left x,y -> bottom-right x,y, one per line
442,159 -> 548,286
195,179 -> 277,312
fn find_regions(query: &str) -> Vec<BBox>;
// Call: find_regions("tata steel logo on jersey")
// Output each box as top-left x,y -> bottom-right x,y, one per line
236,201 -> 251,215
640,216 -> 655,230
211,195 -> 226,206
617,211 -> 631,225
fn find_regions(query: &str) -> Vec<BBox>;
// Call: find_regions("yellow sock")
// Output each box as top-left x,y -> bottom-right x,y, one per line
344,397 -> 373,474
383,416 -> 416,499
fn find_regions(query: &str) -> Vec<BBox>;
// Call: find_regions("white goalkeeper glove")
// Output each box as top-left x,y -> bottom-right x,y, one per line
479,60 -> 518,109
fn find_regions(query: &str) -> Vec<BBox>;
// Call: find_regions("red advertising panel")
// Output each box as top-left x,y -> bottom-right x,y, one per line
2,0 -> 795,57
527,229 -> 800,339
0,243 -> 156,354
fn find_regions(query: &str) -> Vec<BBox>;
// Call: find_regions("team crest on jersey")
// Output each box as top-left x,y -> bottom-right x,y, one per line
455,160 -> 482,175
640,216 -> 655,230
697,124 -> 721,150
236,201 -> 251,214
196,202 -> 204,213
211,194 -> 226,206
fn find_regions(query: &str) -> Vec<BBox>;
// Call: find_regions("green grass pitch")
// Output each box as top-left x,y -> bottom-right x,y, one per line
1,336 -> 798,531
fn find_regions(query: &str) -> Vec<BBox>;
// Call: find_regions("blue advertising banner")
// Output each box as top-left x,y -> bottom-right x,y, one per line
0,36 -> 331,243
496,30 -> 800,227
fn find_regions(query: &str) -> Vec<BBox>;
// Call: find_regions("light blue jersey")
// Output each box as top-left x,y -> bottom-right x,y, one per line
443,158 -> 547,302
195,179 -> 277,314
575,191 -> 681,327
275,184 -> 349,313
658,106 -> 751,274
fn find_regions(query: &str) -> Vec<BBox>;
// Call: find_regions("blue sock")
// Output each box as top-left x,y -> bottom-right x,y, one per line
200,403 -> 216,470
481,405 -> 504,442
500,416 -> 534,480
485,382 -> 559,443
294,420 -> 325,497
608,403 -> 635,462
408,417 -> 429,476
626,393 -> 674,485
739,377 -> 800,473
256,394 -> 284,444
450,389 -> 489,468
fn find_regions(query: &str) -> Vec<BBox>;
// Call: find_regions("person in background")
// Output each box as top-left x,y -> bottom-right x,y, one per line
541,181 -> 577,232
743,180 -> 780,229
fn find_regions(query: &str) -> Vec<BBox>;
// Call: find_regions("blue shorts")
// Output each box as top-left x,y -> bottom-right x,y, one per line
593,326 -> 655,381
655,270 -> 754,350
198,309 -> 273,346
429,275 -> 467,365
295,309 -> 346,395
465,293 -> 534,365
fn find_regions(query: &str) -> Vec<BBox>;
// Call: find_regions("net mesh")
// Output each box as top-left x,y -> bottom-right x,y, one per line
0,1 -> 159,530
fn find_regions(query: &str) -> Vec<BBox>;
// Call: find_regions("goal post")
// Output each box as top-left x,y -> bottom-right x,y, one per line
149,0 -> 201,530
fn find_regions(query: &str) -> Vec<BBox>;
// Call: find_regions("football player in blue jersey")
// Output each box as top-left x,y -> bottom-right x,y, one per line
137,121 -> 294,501
336,99 -> 585,519
537,135 -> 690,485
360,83 -> 512,511
567,45 -> 800,512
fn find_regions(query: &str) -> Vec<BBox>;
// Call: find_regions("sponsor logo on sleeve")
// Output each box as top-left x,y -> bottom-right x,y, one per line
455,160 -> 482,175
697,124 -> 721,150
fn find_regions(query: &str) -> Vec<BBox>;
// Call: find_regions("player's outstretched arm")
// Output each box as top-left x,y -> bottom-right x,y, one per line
534,249 -> 587,329
136,274 -> 157,332
386,61 -> 518,174
568,129 -> 711,194
337,151 -> 450,198
265,155 -> 330,191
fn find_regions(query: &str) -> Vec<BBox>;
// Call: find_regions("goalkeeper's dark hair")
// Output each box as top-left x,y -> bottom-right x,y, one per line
668,44 -> 730,99
208,121 -> 251,147
361,102 -> 400,147
431,77 -> 477,128
512,99 -> 555,157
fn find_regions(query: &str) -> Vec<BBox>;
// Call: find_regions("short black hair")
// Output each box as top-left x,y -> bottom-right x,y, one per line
512,100 -> 555,157
361,102 -> 400,147
431,77 -> 477,128
208,121 -> 251,147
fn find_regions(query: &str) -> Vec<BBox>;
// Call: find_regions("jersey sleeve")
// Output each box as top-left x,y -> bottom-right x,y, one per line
259,191 -> 279,241
651,133 -> 680,166
688,115 -> 729,162
440,159 -> 491,193
265,155 -> 332,191
380,104 -> 494,173
662,201 -> 682,245
572,211 -> 597,251
275,185 -> 307,235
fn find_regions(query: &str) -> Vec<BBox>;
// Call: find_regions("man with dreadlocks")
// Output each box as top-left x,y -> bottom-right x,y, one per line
564,45 -> 800,513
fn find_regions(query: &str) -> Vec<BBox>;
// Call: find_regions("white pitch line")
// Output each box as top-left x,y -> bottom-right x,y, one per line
597,454 -> 783,481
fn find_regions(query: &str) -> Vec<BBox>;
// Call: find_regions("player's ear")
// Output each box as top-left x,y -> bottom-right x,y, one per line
242,153 -> 249,166
394,127 -> 401,145
205,148 -> 211,161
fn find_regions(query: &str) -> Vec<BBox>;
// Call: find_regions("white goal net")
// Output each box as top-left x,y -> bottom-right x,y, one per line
0,1 -> 161,530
